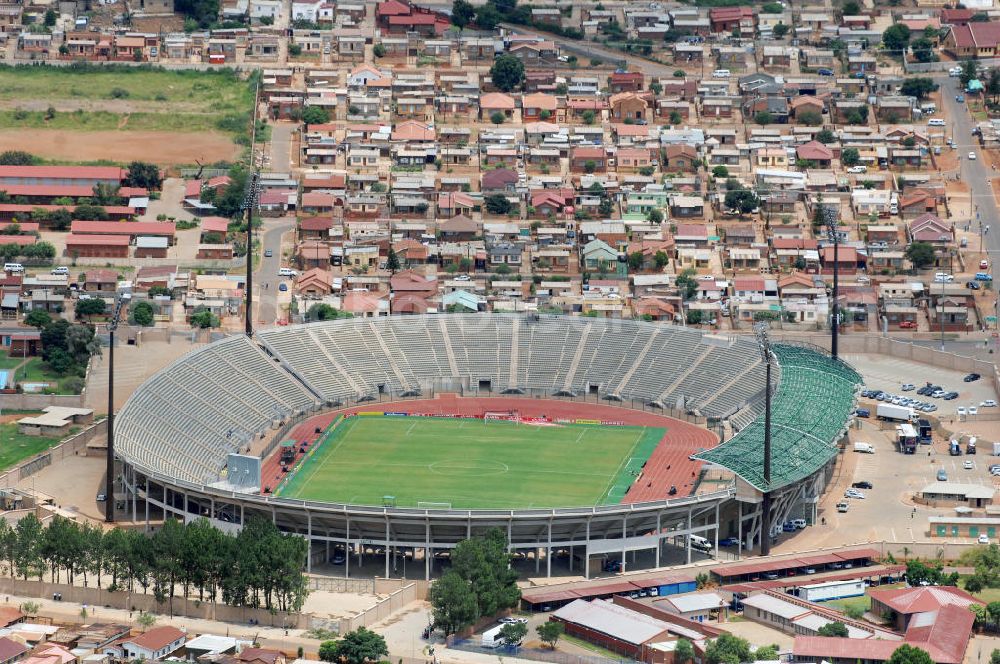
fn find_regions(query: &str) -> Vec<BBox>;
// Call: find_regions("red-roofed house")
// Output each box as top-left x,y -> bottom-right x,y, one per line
941,8 -> 974,26
120,627 -> 186,661
295,268 -> 335,297
871,585 -> 982,631
796,141 -> 834,167
709,6 -> 754,33
521,93 -> 558,122
570,147 -> 607,173
944,21 -> 1000,58
907,213 -> 953,245
609,71 -> 644,93
479,93 -> 516,121
0,165 -> 124,188
65,234 -> 130,258
0,637 -> 27,664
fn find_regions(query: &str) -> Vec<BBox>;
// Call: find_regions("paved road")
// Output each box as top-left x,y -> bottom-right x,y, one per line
254,217 -> 294,325
497,22 -> 675,76
268,122 -> 294,173
937,73 -> 1000,329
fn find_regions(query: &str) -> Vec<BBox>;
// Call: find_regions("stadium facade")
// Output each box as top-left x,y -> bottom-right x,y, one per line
116,314 -> 861,578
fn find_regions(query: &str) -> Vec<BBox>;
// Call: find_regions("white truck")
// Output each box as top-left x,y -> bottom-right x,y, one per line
481,626 -> 505,649
854,442 -> 875,454
877,403 -> 916,422
993,441 -> 1000,456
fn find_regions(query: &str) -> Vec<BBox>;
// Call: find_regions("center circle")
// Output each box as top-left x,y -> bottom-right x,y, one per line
428,459 -> 510,477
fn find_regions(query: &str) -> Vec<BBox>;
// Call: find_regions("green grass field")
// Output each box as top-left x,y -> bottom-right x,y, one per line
276,416 -> 666,509
0,423 -> 62,471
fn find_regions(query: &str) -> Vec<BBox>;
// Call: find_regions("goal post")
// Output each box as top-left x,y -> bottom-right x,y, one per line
417,501 -> 453,510
483,410 -> 521,423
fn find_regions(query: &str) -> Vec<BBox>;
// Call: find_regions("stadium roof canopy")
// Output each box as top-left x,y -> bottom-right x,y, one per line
694,344 -> 861,492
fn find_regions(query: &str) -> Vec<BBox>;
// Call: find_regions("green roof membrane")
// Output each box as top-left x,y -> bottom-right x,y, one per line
693,344 -> 862,492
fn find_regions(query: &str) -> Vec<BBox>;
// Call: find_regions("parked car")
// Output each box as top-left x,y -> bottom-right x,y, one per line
970,151 -> 978,160
964,373 -> 981,382
846,165 -> 867,173
791,519 -> 807,529
937,468 -> 948,481
958,407 -> 967,417
899,321 -> 917,329
964,459 -> 975,470
968,281 -> 981,290
981,400 -> 998,408
943,392 -> 959,400
264,249 -> 273,257
856,408 -> 871,418
979,534 -> 990,544
969,406 -> 979,416
719,537 -> 740,547
901,383 -> 915,391
837,502 -> 849,513
852,481 -> 873,489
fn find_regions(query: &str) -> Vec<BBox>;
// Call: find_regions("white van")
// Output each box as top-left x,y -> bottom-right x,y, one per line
3,263 -> 23,274
278,267 -> 298,277
50,266 -> 69,276
689,535 -> 712,551
712,69 -> 731,78
928,118 -> 947,127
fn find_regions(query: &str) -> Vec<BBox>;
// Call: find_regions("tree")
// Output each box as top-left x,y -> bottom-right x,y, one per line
754,111 -> 774,125
451,0 -> 475,28
581,110 -> 596,125
306,303 -> 346,322
704,633 -> 753,664
647,208 -> 664,224
318,641 -> 339,662
536,621 -> 563,649
371,43 -> 385,58
911,37 -> 936,63
773,22 -> 789,38
450,528 -> 520,618
19,601 -> 39,617
724,188 -> 759,214
24,310 -> 51,329
816,128 -> 836,144
961,59 -> 978,88
386,246 -> 400,273
44,8 -> 57,26
797,110 -> 823,125
818,621 -> 849,637
882,24 -> 911,54
654,250 -> 669,269
137,611 -> 157,630
323,628 -> 387,664
130,301 -> 155,327
72,203 -> 109,221
429,571 -> 478,635
754,645 -> 780,660
175,0 -> 220,28
712,165 -> 730,178
75,298 -> 107,319
842,0 -> 860,15
90,183 -> 119,206
474,3 -> 501,30
485,194 -> 513,215
669,111 -> 682,125
842,148 -> 860,166
886,645 -> 934,664
190,308 -> 220,329
0,151 -> 38,166
676,268 -> 698,301
498,622 -> 527,648
674,638 -> 694,664
627,251 -> 644,272
124,162 -> 162,190
991,648 -> 1000,664
490,111 -> 506,125
905,242 -> 935,269
302,106 -> 331,125
489,54 -> 526,92
844,604 -> 865,619
900,77 -> 938,99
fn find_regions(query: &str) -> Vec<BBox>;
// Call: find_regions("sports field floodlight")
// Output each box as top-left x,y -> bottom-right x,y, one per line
105,287 -> 131,524
753,321 -> 774,555
241,170 -> 261,338
823,207 -> 840,359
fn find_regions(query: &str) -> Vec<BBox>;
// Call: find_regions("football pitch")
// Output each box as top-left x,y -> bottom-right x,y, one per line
275,416 -> 666,509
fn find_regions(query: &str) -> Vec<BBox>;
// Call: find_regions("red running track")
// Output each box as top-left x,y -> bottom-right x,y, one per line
261,396 -> 719,503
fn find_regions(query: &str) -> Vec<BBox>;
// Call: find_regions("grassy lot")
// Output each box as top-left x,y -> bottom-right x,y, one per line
0,351 -> 25,372
0,65 -> 254,137
276,416 -> 665,509
0,423 -> 62,471
824,583 -> 907,614
560,634 -> 624,659
0,109 -> 236,133
0,64 -> 251,109
19,358 -> 82,394
958,575 -> 1000,603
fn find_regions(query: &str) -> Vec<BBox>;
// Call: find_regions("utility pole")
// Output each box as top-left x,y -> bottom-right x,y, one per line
105,288 -> 131,523
754,322 -> 774,556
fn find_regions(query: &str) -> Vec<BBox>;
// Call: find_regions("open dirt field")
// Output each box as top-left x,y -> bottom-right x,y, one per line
0,129 -> 239,164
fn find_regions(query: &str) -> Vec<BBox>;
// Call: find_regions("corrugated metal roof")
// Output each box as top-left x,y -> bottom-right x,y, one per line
553,600 -> 669,645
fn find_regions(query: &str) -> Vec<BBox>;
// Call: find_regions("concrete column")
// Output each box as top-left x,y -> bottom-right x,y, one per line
621,516 -> 627,573
384,519 -> 391,579
686,506 -> 693,565
655,512 -> 661,568
306,511 -> 312,573
425,518 -> 431,581
546,519 -> 552,578
346,518 -> 351,579
714,502 -> 720,560
585,518 -> 591,579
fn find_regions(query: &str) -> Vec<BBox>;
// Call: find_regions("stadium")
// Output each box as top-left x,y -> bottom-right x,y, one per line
115,313 -> 861,579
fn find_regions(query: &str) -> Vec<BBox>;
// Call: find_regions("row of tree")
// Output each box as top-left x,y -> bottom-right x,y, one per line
0,515 -> 309,612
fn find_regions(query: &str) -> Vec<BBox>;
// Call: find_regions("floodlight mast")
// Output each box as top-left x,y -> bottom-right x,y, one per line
754,322 -> 774,555
105,288 -> 131,523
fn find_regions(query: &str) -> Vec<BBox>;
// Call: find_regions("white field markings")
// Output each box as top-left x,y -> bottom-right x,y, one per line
298,417 -> 359,494
596,426 -> 649,504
